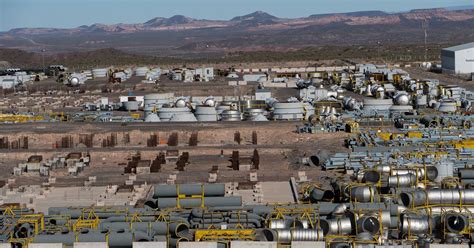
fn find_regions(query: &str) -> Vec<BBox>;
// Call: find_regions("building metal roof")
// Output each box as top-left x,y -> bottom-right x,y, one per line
442,42 -> 474,52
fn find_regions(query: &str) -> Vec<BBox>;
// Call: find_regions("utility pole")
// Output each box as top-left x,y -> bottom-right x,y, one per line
422,19 -> 429,62
41,48 -> 46,74
377,41 -> 382,63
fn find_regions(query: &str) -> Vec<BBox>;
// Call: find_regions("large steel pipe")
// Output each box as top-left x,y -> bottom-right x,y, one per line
391,167 -> 438,181
459,169 -> 474,179
400,189 -> 474,207
309,187 -> 335,202
349,186 -> 376,202
357,216 -> 380,235
153,184 -> 225,198
399,214 -> 431,236
268,219 -> 305,229
156,196 -> 242,208
308,150 -> 329,167
33,233 -> 75,246
261,228 -> 323,243
387,173 -> 417,188
444,213 -> 469,233
320,217 -> 352,235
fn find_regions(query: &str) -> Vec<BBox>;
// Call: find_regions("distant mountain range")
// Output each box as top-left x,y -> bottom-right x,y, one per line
1,7 -> 473,57
5,8 -> 474,35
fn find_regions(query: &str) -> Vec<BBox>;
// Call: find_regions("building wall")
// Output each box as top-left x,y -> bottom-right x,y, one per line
454,48 -> 474,74
441,50 -> 455,71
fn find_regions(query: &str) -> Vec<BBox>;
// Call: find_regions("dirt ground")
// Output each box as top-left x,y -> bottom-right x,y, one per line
0,122 -> 349,187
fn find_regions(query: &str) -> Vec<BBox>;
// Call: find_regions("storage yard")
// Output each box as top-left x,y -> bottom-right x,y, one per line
0,46 -> 473,248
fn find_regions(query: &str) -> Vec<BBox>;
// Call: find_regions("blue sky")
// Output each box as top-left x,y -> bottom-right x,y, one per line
1,0 -> 473,31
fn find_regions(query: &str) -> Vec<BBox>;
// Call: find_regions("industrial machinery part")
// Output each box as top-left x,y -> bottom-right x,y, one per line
272,102 -> 305,121
220,110 -> 242,121
158,107 -> 192,122
195,106 -> 218,122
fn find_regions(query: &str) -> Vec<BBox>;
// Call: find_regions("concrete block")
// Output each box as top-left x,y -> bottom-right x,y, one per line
132,242 -> 167,248
0,244 -> 12,248
291,241 -> 325,248
29,244 -> 64,248
179,242 -> 218,248
231,241 -> 277,248
429,245 -> 469,248
74,242 -> 108,248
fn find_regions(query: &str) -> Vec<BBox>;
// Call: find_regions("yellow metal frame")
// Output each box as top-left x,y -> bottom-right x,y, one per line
195,229 -> 255,241
73,209 -> 100,232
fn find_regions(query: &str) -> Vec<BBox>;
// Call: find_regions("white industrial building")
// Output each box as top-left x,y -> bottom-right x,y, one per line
441,42 -> 474,74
